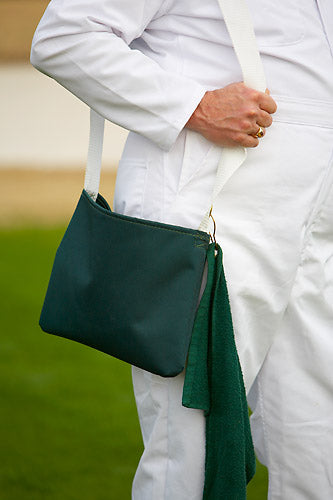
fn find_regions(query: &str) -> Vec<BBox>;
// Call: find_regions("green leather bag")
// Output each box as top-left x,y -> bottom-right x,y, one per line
40,186 -> 210,377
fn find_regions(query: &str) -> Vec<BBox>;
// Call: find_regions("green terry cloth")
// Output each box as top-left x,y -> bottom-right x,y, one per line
182,242 -> 256,499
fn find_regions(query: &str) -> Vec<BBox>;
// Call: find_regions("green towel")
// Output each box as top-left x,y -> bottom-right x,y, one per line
182,243 -> 256,499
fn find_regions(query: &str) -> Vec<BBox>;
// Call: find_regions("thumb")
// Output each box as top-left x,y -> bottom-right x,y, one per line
265,88 -> 270,95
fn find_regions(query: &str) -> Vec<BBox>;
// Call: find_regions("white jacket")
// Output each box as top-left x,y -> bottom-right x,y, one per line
30,0 -> 333,150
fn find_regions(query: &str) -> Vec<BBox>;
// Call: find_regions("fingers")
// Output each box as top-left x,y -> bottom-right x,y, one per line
242,134 -> 260,148
229,130 -> 260,147
243,84 -> 277,114
258,90 -> 277,114
238,87 -> 276,147
257,110 -> 273,128
244,106 -> 273,127
243,112 -> 270,135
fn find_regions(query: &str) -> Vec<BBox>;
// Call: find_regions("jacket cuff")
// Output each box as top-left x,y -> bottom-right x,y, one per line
155,85 -> 207,152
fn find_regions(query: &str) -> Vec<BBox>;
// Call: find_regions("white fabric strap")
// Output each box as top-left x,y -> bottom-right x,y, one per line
218,0 -> 266,91
84,108 -> 105,201
84,0 -> 267,227
198,0 -> 267,231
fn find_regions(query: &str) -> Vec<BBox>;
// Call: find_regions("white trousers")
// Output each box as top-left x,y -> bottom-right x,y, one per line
131,101 -> 333,499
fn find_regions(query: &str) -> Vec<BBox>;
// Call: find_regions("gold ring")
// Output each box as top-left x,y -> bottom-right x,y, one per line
254,126 -> 264,138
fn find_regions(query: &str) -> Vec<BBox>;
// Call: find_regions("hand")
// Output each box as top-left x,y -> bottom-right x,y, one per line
185,82 -> 277,148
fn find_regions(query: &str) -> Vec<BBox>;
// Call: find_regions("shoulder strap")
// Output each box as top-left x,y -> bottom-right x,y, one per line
84,0 -> 267,232
84,108 -> 105,200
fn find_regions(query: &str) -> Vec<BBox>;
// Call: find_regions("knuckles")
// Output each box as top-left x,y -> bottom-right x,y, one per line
246,107 -> 258,119
240,119 -> 252,131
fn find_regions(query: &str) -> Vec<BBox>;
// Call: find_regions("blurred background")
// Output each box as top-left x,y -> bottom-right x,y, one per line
0,1 -> 267,498
0,0 -> 127,227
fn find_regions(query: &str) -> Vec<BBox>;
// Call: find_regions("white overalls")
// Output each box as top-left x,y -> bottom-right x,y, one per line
31,0 -> 333,498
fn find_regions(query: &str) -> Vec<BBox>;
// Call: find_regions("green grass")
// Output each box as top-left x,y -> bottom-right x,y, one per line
0,226 -> 268,499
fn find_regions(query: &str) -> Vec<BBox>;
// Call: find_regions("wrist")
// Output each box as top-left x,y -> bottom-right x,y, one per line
185,91 -> 210,131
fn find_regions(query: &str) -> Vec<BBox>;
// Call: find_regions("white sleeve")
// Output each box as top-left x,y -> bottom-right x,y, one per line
30,0 -> 206,151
